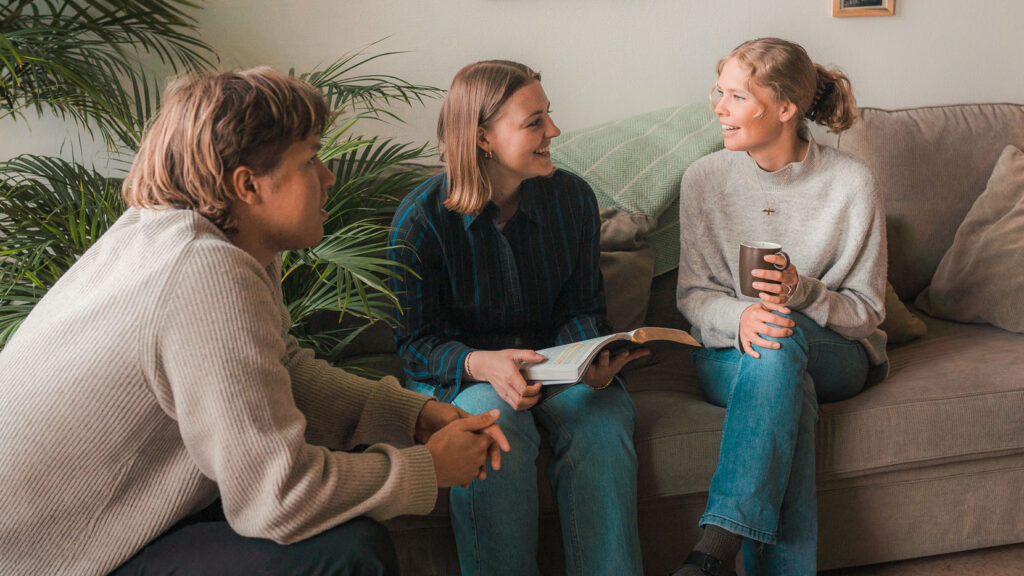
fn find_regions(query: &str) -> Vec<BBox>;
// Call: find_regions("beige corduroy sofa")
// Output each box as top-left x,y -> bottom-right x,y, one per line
376,103 -> 1024,575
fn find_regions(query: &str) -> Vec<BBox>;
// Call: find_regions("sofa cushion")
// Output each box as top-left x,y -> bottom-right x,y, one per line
551,103 -> 724,276
816,307 -> 1024,479
837,104 -> 1024,300
915,145 -> 1024,333
624,300 -> 1024,500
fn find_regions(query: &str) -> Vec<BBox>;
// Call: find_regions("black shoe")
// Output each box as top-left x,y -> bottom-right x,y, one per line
667,550 -> 738,576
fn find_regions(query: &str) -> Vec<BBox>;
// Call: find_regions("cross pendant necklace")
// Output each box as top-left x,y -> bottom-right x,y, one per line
755,165 -> 791,217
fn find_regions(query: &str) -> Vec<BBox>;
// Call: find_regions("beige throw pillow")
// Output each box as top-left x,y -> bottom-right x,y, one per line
879,281 -> 926,345
915,145 -> 1024,333
599,209 -> 657,333
601,248 -> 654,333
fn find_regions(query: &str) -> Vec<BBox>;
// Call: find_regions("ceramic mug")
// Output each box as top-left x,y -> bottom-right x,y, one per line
739,241 -> 790,298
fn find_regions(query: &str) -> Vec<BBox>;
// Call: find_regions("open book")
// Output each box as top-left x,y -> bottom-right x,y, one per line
521,327 -> 700,384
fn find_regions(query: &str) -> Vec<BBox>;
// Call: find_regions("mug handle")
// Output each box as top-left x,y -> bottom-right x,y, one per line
772,251 -> 790,270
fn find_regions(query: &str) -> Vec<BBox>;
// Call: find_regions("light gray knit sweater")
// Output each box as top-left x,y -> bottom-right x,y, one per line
676,136 -> 888,365
0,207 -> 438,576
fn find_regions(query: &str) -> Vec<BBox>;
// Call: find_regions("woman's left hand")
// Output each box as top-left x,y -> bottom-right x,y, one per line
581,347 -> 650,390
752,254 -> 800,305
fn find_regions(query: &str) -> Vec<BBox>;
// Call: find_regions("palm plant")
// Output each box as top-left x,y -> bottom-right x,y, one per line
0,1 -> 440,375
283,50 -> 442,365
1,0 -> 214,148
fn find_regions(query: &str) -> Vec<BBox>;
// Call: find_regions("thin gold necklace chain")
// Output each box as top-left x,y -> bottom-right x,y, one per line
754,164 -> 792,216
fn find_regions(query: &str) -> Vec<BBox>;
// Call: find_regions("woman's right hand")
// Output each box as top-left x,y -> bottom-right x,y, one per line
738,301 -> 795,359
467,349 -> 546,410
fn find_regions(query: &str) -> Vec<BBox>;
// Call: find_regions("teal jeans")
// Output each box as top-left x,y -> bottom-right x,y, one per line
408,379 -> 642,576
692,312 -> 870,576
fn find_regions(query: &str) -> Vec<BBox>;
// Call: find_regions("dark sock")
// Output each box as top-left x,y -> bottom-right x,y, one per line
694,525 -> 741,569
670,525 -> 741,575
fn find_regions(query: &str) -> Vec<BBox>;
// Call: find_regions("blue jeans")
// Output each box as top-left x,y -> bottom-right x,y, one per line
691,312 -> 869,576
408,380 -> 642,576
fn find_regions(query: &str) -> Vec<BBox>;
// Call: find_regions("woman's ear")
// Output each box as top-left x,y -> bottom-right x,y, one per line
777,99 -> 799,124
230,165 -> 261,206
476,126 -> 490,156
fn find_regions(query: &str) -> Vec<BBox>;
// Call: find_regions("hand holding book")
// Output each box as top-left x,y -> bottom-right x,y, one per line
521,327 -> 700,385
580,346 -> 651,390
465,349 -> 546,410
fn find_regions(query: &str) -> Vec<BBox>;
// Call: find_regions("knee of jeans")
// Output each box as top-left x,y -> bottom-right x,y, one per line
573,384 -> 638,452
556,382 -> 637,435
753,341 -> 808,376
598,383 -> 638,433
759,312 -> 809,359
454,386 -> 540,448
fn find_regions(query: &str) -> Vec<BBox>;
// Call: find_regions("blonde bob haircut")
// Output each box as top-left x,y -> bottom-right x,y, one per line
438,60 -> 541,214
123,67 -> 330,232
719,37 -> 858,134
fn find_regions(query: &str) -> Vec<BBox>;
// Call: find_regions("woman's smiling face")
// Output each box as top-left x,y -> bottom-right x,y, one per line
712,57 -> 787,156
478,80 -> 561,193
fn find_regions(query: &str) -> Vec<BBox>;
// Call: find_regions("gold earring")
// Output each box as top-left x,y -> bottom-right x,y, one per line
483,149 -> 493,160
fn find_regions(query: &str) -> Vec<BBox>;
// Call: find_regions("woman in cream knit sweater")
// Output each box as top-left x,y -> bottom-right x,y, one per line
673,39 -> 887,576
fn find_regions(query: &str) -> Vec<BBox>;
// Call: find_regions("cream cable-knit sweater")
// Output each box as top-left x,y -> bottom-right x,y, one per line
0,207 -> 437,576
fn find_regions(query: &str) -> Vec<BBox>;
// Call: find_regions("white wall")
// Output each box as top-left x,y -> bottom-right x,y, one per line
3,0 -> 1023,164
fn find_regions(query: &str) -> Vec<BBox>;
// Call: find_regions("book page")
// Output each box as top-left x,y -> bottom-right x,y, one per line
522,326 -> 699,384
630,327 -> 700,347
522,334 -> 619,382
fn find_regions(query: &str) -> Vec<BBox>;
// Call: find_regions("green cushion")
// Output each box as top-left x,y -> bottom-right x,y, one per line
551,103 -> 724,276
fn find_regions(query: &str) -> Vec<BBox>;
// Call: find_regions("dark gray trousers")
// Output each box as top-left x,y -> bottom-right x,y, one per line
110,502 -> 399,576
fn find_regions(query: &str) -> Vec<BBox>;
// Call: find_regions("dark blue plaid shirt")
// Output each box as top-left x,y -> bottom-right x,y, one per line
388,169 -> 610,402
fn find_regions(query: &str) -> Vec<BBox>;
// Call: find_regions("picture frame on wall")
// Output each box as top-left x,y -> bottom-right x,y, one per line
832,0 -> 895,17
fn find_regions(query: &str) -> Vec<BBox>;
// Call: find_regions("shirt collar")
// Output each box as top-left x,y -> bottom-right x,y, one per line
460,178 -> 544,230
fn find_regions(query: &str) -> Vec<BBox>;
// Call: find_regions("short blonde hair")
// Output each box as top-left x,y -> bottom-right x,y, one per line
720,38 -> 858,133
123,67 -> 330,231
437,60 -> 541,214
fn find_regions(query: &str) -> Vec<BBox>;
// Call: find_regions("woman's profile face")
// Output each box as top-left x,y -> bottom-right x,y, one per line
712,57 -> 786,155
477,80 -> 561,191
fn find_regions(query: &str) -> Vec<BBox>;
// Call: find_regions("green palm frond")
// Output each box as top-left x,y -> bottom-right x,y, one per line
0,0 -> 215,148
281,221 -> 405,325
281,52 -> 441,367
299,39 -> 443,124
0,154 -> 125,345
280,219 -> 416,367
323,137 -> 434,224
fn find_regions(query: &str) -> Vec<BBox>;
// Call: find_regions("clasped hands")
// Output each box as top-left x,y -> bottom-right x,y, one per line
416,400 -> 509,489
740,253 -> 799,359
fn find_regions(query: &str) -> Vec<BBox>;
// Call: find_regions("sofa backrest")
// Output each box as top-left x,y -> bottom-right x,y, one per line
837,103 -> 1024,300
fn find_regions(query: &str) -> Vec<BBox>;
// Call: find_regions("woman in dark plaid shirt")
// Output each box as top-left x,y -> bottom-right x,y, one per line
388,60 -> 648,576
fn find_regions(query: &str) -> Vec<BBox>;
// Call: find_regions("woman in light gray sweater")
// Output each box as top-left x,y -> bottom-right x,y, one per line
672,39 -> 888,576
0,68 -> 509,576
